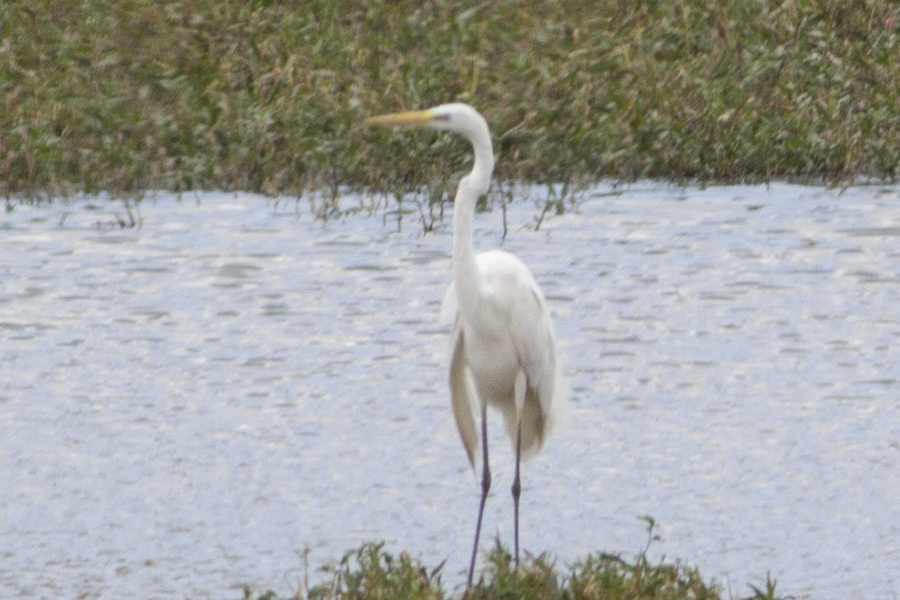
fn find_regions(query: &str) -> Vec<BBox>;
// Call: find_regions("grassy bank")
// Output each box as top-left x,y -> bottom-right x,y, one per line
3,0 -> 900,203
242,535 -> 784,600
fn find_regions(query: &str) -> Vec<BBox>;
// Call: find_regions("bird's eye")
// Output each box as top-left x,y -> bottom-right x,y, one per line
433,114 -> 451,122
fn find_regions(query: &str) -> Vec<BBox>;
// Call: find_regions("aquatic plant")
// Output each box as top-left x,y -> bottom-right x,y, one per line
3,0 -> 900,207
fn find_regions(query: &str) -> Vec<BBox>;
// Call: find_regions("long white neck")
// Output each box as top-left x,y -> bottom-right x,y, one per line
452,122 -> 494,313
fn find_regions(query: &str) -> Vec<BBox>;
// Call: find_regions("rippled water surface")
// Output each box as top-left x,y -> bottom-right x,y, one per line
2,184 -> 899,599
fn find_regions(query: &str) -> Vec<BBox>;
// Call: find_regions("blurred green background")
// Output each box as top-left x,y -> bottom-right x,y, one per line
3,0 -> 900,201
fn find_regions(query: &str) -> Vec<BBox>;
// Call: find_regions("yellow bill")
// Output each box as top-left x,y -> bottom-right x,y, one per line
365,109 -> 436,127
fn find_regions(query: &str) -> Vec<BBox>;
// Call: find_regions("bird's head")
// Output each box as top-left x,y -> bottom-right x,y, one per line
366,102 -> 495,199
366,103 -> 489,143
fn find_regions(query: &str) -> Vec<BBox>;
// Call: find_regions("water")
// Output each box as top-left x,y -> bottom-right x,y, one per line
1,183 -> 898,599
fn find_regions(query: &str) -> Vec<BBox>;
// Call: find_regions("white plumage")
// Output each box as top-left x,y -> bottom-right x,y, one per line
367,103 -> 562,587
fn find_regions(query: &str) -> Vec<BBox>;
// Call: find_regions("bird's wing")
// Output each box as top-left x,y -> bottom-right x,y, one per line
511,278 -> 558,455
473,250 -> 558,452
449,315 -> 478,469
499,257 -> 558,431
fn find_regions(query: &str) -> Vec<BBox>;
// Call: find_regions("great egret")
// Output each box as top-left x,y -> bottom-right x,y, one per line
366,103 -> 562,587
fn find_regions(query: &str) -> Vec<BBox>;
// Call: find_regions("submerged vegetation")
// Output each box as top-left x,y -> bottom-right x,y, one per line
241,523 -> 785,600
3,0 -> 900,205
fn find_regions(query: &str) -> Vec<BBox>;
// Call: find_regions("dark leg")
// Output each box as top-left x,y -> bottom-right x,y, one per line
467,403 -> 491,589
512,421 -> 522,570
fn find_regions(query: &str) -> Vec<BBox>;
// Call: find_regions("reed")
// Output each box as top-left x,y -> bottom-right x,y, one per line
4,0 -> 898,204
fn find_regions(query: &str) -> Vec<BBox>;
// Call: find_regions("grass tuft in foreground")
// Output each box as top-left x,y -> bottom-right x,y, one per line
242,523 -> 786,600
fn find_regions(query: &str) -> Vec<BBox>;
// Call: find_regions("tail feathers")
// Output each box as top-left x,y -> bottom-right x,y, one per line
516,386 -> 550,458
450,327 -> 478,468
496,383 -> 551,459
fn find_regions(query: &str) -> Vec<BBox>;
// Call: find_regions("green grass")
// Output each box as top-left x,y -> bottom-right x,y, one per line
4,0 -> 900,205
241,529 -> 785,600
241,520 -> 785,600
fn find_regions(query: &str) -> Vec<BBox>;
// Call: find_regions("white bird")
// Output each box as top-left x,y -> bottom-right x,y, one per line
366,103 -> 562,587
